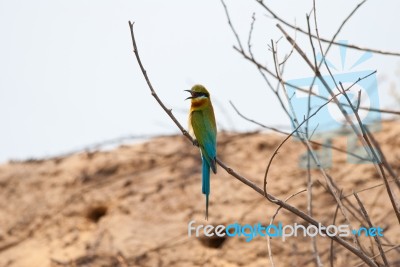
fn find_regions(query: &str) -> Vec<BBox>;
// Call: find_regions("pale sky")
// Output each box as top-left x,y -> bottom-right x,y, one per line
0,0 -> 399,163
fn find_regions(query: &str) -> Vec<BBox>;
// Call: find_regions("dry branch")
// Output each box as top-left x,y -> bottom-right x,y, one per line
354,192 -> 389,266
128,20 -> 379,267
255,0 -> 400,57
277,21 -> 400,224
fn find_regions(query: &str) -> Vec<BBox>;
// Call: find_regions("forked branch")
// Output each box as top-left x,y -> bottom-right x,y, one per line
128,20 -> 378,267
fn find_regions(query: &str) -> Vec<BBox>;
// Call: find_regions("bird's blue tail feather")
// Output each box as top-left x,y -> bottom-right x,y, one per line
205,194 -> 209,220
202,157 -> 210,220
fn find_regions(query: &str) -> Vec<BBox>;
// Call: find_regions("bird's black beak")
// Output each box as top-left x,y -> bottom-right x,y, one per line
184,89 -> 193,100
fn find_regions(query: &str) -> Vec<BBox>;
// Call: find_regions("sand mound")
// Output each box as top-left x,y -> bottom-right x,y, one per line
0,121 -> 399,267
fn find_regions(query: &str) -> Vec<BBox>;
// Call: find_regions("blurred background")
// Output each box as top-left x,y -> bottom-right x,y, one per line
1,0 -> 399,162
1,1 -> 400,266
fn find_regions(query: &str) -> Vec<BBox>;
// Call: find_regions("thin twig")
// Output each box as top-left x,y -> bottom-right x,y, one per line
233,45 -> 400,116
230,101 -> 371,162
364,126 -> 400,189
353,245 -> 400,267
220,0 -> 244,52
247,12 -> 256,55
306,14 -> 322,266
330,195 -> 340,267
353,192 -> 389,266
242,7 -> 292,119
267,189 -> 307,267
278,24 -> 297,66
128,21 -> 194,144
255,0 -> 400,57
323,0 -> 367,61
341,179 -> 396,198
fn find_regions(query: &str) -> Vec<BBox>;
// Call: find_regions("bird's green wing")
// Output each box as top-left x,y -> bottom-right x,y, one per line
190,110 -> 217,172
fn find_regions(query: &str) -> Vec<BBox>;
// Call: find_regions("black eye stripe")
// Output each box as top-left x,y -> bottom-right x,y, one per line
193,92 -> 209,98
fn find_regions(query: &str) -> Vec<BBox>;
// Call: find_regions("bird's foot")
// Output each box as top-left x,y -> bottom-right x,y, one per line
193,139 -> 199,146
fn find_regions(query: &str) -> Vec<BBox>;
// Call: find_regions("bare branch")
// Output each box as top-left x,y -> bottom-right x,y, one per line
354,245 -> 400,267
232,45 -> 400,116
305,14 -> 323,266
269,40 -> 362,251
230,101 -> 372,162
255,0 -> 400,57
364,126 -> 400,189
323,0 -> 366,58
267,188 -> 307,267
128,21 -> 194,144
128,21 -> 379,267
353,192 -> 389,266
342,179 -> 397,198
220,0 -> 244,52
277,19 -> 400,223
330,195 -> 340,267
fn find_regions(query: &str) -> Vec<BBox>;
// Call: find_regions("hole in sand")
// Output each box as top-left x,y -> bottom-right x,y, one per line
197,225 -> 228,249
198,235 -> 227,249
85,205 -> 108,223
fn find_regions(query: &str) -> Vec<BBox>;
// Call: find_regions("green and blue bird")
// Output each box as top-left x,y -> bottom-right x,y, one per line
186,84 -> 217,220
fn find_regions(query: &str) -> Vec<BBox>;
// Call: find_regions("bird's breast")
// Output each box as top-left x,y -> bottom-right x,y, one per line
191,98 -> 208,109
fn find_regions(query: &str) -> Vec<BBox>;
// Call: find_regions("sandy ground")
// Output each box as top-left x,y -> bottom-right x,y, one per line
0,120 -> 399,267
